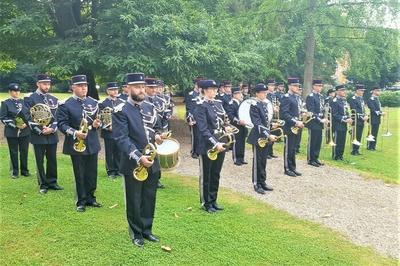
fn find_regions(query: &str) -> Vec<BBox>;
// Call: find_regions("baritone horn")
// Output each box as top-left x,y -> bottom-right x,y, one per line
133,143 -> 157,181
73,118 -> 88,152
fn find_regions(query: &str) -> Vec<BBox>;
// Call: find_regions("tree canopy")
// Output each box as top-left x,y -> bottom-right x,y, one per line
0,0 -> 398,95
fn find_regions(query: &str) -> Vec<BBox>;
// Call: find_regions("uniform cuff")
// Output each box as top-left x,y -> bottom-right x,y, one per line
129,149 -> 143,164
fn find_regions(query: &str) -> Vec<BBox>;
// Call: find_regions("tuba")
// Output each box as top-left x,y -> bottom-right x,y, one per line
133,143 -> 157,181
73,118 -> 88,152
30,103 -> 52,127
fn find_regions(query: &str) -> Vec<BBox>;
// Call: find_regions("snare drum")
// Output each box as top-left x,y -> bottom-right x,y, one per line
156,138 -> 180,170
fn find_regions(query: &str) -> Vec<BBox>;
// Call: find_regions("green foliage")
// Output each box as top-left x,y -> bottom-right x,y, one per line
380,91 -> 400,107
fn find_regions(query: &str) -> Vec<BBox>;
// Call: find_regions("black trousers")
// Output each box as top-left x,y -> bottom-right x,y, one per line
332,130 -> 346,159
199,152 -> 225,208
189,125 -> 198,156
6,136 -> 30,176
71,154 -> 98,206
295,128 -> 303,152
232,126 -> 247,163
367,123 -> 380,150
104,138 -> 121,176
124,165 -> 158,239
252,144 -> 268,187
33,144 -> 58,189
284,131 -> 300,172
307,128 -> 322,163
352,124 -> 364,152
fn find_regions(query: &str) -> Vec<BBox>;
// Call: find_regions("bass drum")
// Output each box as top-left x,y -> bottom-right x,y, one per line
238,98 -> 257,129
156,138 -> 180,170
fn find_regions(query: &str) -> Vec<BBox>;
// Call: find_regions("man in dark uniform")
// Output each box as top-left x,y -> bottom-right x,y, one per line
145,77 -> 166,189
324,88 -> 336,145
185,77 -> 202,158
349,84 -> 368,155
295,86 -> 304,154
247,83 -> 277,194
99,82 -> 125,178
113,72 -> 163,247
119,82 -> 129,101
57,75 -> 102,212
194,79 -> 228,213
0,83 -> 30,178
266,79 -> 278,159
331,85 -> 352,160
24,74 -> 62,194
280,77 -> 303,177
216,80 -> 232,111
325,88 -> 335,105
241,83 -> 251,100
275,82 -> 286,102
226,87 -> 248,165
305,79 -> 327,167
367,86 -> 384,151
157,80 -> 174,131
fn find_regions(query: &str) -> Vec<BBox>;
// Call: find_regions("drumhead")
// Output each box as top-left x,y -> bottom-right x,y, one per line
156,138 -> 180,155
238,98 -> 256,129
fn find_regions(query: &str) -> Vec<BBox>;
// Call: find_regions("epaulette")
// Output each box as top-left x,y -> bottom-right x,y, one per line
114,102 -> 125,112
196,98 -> 204,105
88,96 -> 98,102
228,100 -> 233,105
189,91 -> 194,95
352,96 -> 356,99
58,100 -> 65,105
284,93 -> 289,97
333,98 -> 337,102
370,97 -> 375,100
309,93 -> 313,97
215,99 -> 222,102
24,92 -> 33,98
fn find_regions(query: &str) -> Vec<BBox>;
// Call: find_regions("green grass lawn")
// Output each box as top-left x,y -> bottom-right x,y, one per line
0,146 -> 396,265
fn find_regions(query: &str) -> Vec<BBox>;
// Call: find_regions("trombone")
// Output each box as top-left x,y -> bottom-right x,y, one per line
382,106 -> 392,137
364,109 -> 375,142
324,106 -> 336,146
350,109 -> 361,146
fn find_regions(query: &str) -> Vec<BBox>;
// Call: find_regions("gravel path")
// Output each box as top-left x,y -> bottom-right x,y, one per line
173,132 -> 400,259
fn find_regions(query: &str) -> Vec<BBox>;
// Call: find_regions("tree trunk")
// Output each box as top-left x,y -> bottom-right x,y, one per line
302,0 -> 317,98
52,0 -> 81,38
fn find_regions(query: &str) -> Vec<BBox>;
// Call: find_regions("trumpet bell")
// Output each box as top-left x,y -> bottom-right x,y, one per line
207,149 -> 218,161
73,142 -> 86,152
352,139 -> 362,146
328,141 -> 336,147
133,166 -> 149,181
366,135 -> 375,142
382,132 -> 392,137
291,126 -> 299,135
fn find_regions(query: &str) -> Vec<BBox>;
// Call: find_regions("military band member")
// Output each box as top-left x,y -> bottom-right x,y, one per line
280,78 -> 303,177
216,80 -> 232,111
24,74 -> 62,194
266,79 -> 278,159
349,84 -> 368,155
194,79 -> 227,213
185,77 -> 202,158
156,80 -> 174,131
305,79 -> 327,167
367,86 -> 384,151
275,82 -> 286,101
295,86 -> 304,154
226,87 -> 248,165
325,88 -> 336,106
145,77 -> 165,189
99,82 -> 125,178
0,83 -> 30,179
241,83 -> 251,100
247,84 -> 276,194
331,85 -> 352,160
57,75 -> 102,212
119,82 -> 129,101
113,72 -> 163,247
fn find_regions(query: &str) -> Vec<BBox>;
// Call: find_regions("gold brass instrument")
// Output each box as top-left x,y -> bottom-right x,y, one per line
207,133 -> 235,161
365,110 -> 375,142
160,130 -> 172,139
98,107 -> 113,129
30,103 -> 52,127
73,118 -> 89,152
15,117 -> 25,129
133,143 -> 157,181
291,110 -> 313,135
382,106 -> 392,137
324,106 -> 336,146
258,127 -> 284,148
350,109 -> 361,146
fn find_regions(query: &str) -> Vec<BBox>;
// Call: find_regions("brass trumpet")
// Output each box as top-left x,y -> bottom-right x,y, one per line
207,133 -> 235,161
258,128 -> 284,148
133,143 -> 157,181
15,116 -> 26,129
291,111 -> 313,135
73,118 -> 88,152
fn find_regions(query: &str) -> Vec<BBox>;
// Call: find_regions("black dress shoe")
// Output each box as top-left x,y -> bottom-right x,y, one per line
315,160 -> 324,166
21,172 -> 30,177
270,155 -> 278,158
308,161 -> 320,167
254,186 -> 266,194
351,151 -> 357,156
157,181 -> 165,189
284,170 -> 297,177
49,184 -> 64,190
11,175 -> 19,179
39,188 -> 48,194
356,151 -> 362,155
87,201 -> 102,208
266,155 -> 273,159
240,161 -> 248,164
143,234 -> 160,242
204,206 -> 217,213
191,154 -> 199,159
234,162 -> 242,166
292,170 -> 302,176
213,203 -> 224,210
133,238 -> 144,247
76,205 -> 86,212
260,183 -> 273,191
